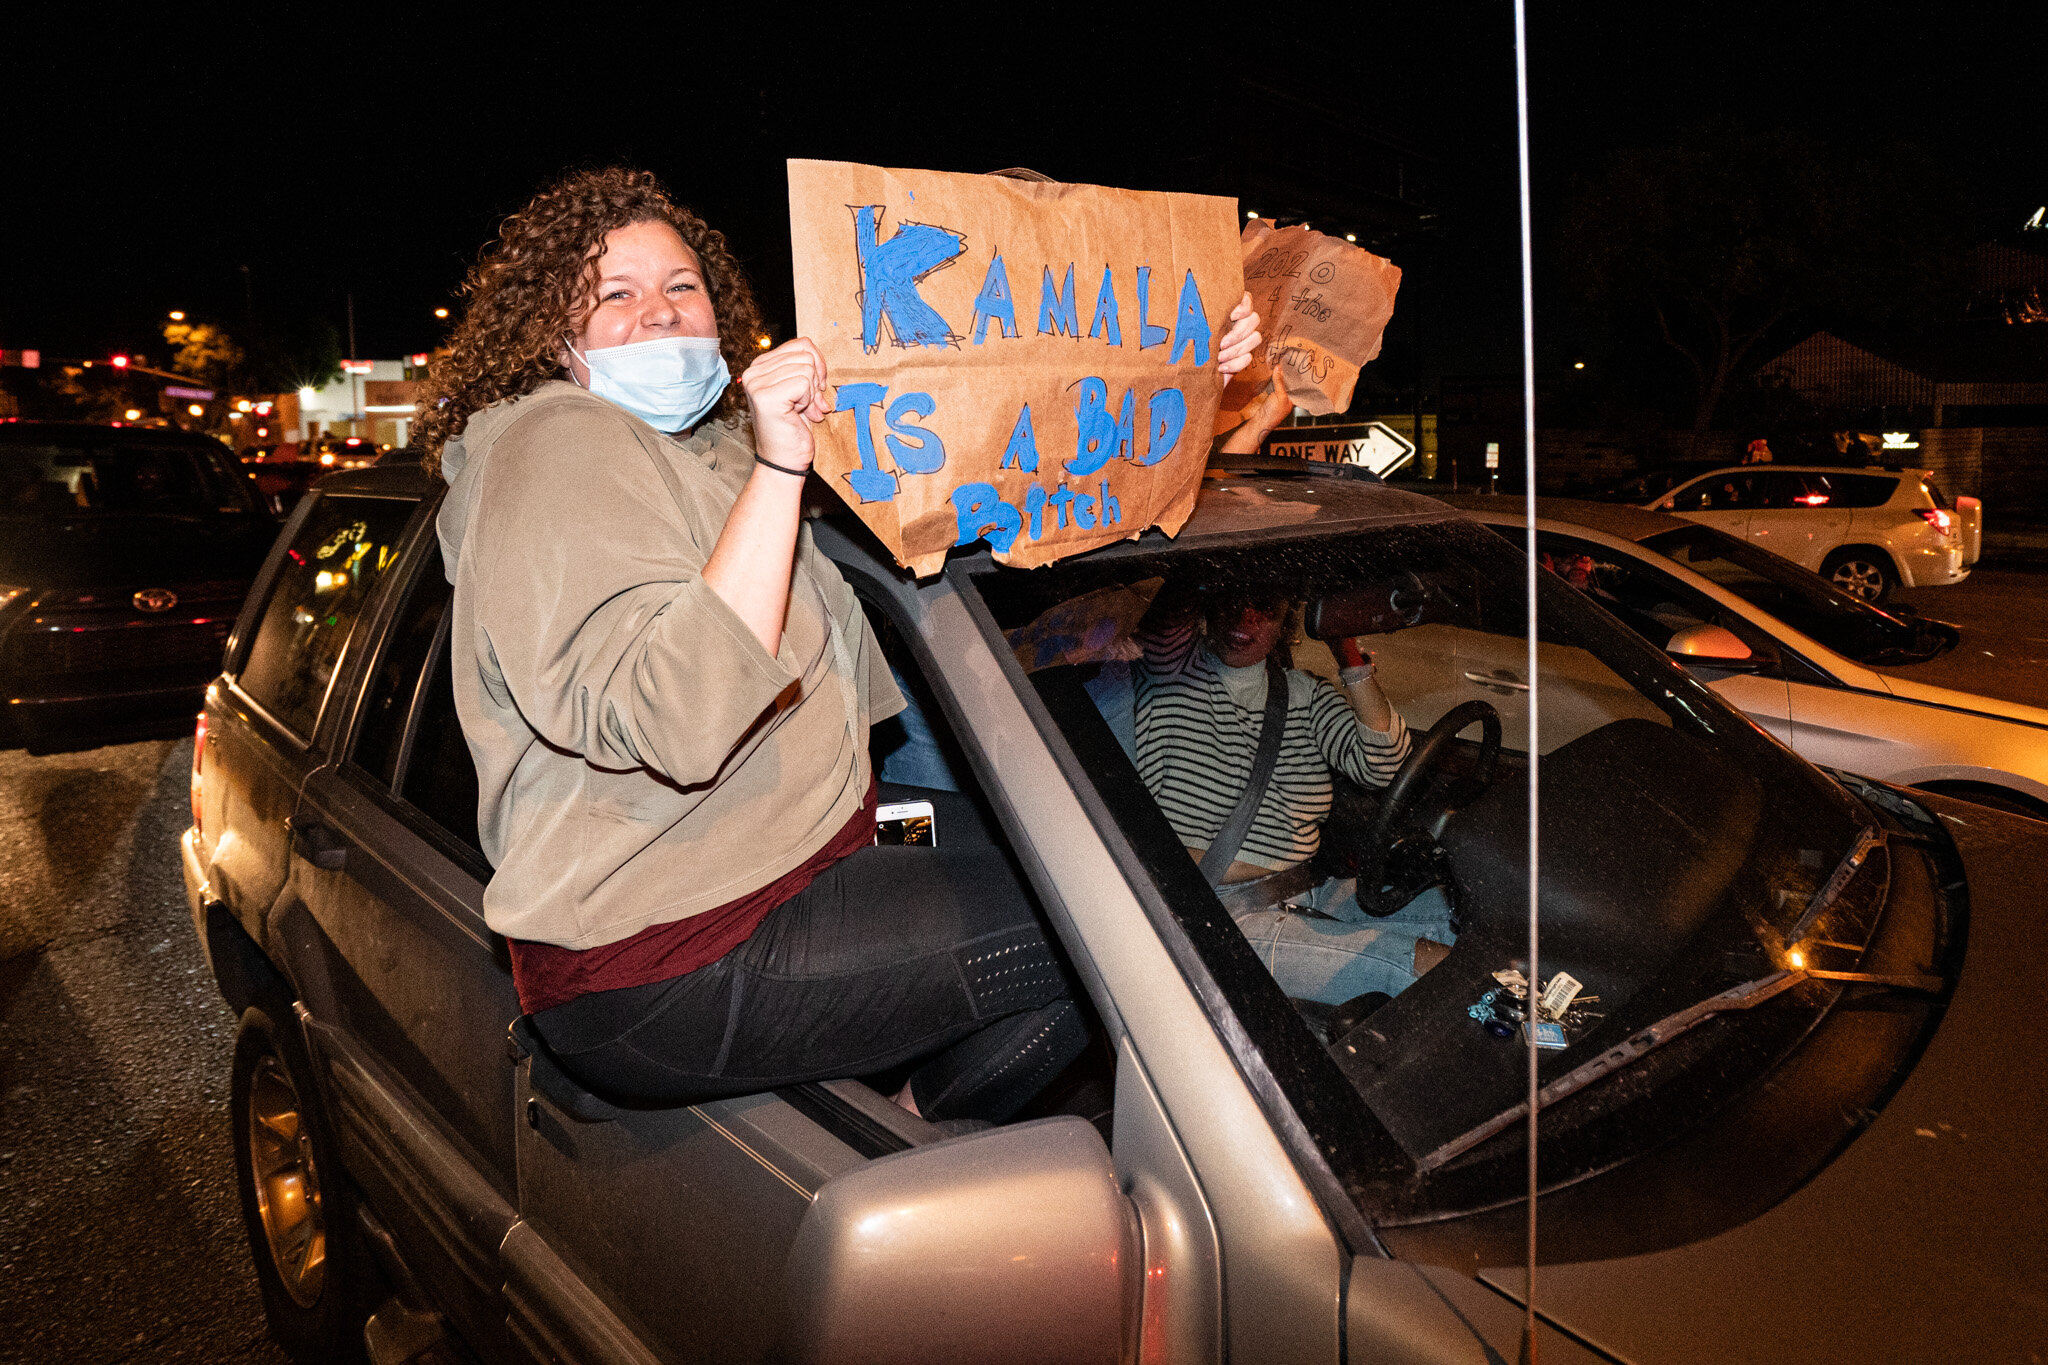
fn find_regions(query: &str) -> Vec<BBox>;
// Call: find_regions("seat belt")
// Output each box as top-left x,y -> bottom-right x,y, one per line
1199,657 -> 1289,886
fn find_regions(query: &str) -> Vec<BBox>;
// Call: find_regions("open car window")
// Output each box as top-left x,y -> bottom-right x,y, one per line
969,517 -> 1879,1236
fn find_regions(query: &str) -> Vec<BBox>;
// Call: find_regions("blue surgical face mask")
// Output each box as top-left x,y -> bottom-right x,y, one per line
569,334 -> 731,432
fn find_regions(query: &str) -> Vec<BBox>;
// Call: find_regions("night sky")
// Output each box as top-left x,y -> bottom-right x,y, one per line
4,5 -> 2041,379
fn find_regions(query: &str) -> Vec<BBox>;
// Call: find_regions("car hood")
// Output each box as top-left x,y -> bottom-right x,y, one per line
1473,794 -> 2047,1363
0,514 -> 274,590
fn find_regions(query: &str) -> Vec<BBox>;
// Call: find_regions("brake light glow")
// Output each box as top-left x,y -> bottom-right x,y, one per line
1917,508 -> 1953,534
1795,493 -> 1831,506
191,711 -> 208,832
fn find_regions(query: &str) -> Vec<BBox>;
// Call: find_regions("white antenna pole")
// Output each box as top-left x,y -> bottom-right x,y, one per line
1512,1 -> 1542,1360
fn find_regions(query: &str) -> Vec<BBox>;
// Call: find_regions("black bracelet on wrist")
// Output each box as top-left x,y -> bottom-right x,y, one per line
753,452 -> 811,478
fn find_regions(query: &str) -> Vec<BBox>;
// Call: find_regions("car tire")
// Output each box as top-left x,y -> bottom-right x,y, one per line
1821,548 -> 1897,602
231,1004 -> 373,1363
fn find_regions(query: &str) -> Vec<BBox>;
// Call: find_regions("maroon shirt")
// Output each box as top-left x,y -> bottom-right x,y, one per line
509,780 -> 878,1015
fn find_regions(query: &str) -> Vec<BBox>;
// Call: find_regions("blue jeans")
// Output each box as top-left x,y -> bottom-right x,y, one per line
1231,880 -> 1456,1005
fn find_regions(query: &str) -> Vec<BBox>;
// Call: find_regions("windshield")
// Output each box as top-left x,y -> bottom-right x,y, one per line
0,440 -> 255,517
1640,524 -> 1946,664
970,516 -> 1876,1229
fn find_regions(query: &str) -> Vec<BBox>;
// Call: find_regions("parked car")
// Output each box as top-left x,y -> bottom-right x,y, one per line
1626,463 -> 1979,600
243,460 -> 328,519
1444,495 -> 2048,820
183,455 -> 2042,1363
0,421 -> 276,748
306,436 -> 387,469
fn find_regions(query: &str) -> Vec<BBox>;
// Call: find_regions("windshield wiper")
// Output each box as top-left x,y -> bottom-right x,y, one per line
1785,827 -> 1883,947
1416,957 -> 1944,1174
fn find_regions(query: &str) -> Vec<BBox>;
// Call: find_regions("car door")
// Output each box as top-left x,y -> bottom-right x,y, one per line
1532,531 -> 1796,746
285,519 -> 523,1359
503,582 -> 991,1365
207,488 -> 420,949
1746,471 -> 1850,571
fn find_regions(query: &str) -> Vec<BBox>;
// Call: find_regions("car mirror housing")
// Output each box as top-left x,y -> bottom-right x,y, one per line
779,1117 -> 1136,1365
1665,623 -> 1756,668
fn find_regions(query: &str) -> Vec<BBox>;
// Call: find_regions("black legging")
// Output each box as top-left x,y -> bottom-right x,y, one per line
530,842 -> 1086,1123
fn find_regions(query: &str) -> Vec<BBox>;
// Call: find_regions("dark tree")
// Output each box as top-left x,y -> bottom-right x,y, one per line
1565,125 -> 1959,447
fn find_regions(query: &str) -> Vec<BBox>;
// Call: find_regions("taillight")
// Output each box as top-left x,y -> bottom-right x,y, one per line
191,711 -> 208,832
1917,508 -> 1953,535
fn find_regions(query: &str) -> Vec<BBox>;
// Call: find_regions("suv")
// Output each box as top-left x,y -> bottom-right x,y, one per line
184,457 -> 2041,1363
0,421 -> 275,747
1641,464 -> 1980,600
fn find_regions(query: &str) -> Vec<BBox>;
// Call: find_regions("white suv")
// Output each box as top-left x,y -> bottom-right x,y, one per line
1642,464 -> 1981,599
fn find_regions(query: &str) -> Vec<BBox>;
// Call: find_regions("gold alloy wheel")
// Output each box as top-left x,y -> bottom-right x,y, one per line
247,1052 -> 328,1309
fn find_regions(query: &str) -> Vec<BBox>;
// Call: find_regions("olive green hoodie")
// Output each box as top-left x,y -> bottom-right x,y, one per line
436,381 -> 902,949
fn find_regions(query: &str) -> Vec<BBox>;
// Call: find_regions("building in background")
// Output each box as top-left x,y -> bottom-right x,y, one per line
277,354 -> 426,449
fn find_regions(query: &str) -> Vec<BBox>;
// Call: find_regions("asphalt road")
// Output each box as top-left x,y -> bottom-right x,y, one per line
0,735 -> 290,1365
1891,567 -> 2048,711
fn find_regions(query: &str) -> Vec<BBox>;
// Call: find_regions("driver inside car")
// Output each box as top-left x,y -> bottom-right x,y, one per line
1129,583 -> 1456,1015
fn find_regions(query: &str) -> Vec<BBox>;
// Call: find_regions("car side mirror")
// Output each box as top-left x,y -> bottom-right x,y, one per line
1665,623 -> 1758,671
780,1117 -> 1136,1365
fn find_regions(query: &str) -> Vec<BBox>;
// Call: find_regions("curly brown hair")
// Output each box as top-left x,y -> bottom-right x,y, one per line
413,167 -> 765,476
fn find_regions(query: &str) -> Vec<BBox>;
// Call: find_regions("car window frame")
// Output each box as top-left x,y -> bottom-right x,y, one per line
223,487 -> 425,752
1534,528 -> 1794,675
327,490 -> 494,886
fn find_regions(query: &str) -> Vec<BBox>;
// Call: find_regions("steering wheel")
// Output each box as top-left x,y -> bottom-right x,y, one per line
1353,700 -> 1502,917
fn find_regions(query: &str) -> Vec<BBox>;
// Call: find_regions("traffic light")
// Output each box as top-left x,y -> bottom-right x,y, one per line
111,354 -> 130,368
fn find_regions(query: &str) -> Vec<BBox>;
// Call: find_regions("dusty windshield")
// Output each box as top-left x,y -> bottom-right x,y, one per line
972,516 -> 1874,1213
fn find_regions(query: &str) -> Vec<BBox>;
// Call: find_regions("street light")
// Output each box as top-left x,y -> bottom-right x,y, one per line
1345,233 -> 1357,243
168,310 -> 185,321
124,408 -> 142,420
434,308 -> 450,319
188,404 -> 205,417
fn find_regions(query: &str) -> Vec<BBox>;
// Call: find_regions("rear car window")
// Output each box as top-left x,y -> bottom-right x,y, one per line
0,440 -> 254,517
236,494 -> 418,738
1819,473 -> 1897,509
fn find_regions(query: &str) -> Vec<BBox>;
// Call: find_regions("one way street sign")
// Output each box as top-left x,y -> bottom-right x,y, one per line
1263,420 -> 1417,477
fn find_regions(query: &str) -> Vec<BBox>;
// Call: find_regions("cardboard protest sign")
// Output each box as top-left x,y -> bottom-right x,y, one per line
789,160 -> 1241,576
1217,220 -> 1401,428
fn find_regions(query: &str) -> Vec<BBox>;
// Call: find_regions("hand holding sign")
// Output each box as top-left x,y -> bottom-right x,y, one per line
1218,221 -> 1402,429
739,337 -> 831,474
789,160 -> 1245,575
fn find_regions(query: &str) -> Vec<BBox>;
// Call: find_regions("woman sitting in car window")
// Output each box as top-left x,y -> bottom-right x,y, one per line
411,167 -> 1263,1122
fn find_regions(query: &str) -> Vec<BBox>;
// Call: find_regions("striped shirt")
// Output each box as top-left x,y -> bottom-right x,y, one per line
1135,621 -> 1410,872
